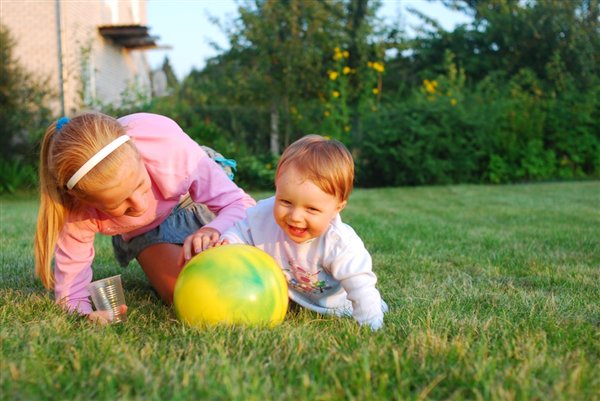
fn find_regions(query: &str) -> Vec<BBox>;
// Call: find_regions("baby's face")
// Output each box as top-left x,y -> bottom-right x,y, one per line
273,166 -> 346,243
80,156 -> 151,218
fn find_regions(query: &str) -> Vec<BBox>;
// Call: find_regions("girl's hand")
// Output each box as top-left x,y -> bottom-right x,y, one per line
181,227 -> 221,263
213,238 -> 230,247
88,304 -> 128,325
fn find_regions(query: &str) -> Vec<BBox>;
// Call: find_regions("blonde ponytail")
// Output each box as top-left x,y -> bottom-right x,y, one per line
33,113 -> 131,288
34,122 -> 67,288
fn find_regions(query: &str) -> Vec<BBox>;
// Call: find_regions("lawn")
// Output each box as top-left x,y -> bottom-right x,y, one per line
1,182 -> 599,401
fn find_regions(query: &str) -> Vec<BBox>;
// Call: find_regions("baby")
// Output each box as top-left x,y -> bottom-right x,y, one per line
218,135 -> 387,330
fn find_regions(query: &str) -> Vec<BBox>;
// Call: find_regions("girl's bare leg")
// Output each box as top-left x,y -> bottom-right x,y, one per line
137,243 -> 183,305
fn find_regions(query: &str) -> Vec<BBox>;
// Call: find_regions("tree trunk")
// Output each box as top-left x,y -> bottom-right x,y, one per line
347,0 -> 368,148
283,95 -> 291,148
270,100 -> 280,155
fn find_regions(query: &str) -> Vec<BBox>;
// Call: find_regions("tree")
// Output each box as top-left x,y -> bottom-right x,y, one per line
161,56 -> 179,91
228,0 -> 348,154
414,0 -> 600,89
0,24 -> 53,164
344,0 -> 382,147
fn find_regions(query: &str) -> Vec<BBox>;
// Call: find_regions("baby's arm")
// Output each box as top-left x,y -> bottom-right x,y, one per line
220,217 -> 254,245
331,245 -> 385,331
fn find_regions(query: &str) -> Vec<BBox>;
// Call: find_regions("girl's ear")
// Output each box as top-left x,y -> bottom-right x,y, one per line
336,200 -> 347,213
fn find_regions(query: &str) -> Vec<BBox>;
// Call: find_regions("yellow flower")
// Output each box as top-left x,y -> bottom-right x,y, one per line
372,62 -> 385,73
344,125 -> 351,132
343,50 -> 349,58
333,47 -> 344,60
332,90 -> 340,98
367,61 -> 373,68
342,66 -> 351,75
423,79 -> 437,94
371,106 -> 378,112
372,88 -> 379,95
290,106 -> 297,114
451,98 -> 457,106
324,110 -> 331,117
266,163 -> 272,170
328,71 -> 338,80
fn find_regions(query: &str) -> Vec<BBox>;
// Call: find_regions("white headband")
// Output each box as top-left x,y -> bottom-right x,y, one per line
66,135 -> 131,190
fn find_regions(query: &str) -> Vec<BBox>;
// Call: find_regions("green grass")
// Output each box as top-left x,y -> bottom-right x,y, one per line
1,182 -> 599,401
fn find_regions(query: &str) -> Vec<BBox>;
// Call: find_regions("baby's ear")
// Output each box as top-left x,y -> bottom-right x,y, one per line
337,200 -> 347,213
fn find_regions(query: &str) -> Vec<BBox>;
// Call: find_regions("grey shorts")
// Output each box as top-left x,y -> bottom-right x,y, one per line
112,200 -> 215,267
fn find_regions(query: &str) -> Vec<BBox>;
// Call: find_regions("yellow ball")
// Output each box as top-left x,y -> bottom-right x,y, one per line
174,244 -> 289,327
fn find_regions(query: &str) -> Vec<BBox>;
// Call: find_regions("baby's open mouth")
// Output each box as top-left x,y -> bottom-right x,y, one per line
288,225 -> 307,236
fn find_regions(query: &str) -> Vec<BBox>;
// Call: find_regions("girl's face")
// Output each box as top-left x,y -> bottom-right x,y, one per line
80,156 -> 152,218
274,166 -> 346,243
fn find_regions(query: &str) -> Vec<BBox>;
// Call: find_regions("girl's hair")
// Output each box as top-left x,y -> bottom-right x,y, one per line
34,112 -> 137,289
275,135 -> 354,201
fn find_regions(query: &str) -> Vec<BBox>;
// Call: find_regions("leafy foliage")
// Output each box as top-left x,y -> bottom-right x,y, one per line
359,50 -> 599,186
0,24 -> 53,191
3,1 -> 599,190
0,159 -> 37,193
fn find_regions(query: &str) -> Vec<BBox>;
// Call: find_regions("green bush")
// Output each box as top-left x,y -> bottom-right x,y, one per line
358,61 -> 599,187
0,159 -> 37,194
358,57 -> 485,186
146,97 -> 277,190
234,152 -> 278,191
544,87 -> 600,179
0,24 -> 53,170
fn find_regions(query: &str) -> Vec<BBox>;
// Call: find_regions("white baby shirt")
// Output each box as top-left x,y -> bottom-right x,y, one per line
222,196 -> 385,327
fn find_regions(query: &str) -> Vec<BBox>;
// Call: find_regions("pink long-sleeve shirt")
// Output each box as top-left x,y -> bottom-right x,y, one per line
53,113 -> 256,314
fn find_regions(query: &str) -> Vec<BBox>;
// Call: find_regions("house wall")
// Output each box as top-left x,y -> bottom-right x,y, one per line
1,0 -> 152,115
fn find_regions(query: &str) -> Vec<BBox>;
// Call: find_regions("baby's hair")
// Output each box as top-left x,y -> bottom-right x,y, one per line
34,112 -> 137,289
275,135 -> 354,201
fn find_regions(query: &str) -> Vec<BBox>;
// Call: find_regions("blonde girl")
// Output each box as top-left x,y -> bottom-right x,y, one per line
34,112 -> 255,323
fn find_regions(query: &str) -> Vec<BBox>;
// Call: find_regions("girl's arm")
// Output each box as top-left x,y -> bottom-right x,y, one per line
186,217 -> 254,257
56,220 -> 128,324
181,155 -> 256,260
54,219 -> 97,315
187,155 -> 256,234
121,114 -> 256,260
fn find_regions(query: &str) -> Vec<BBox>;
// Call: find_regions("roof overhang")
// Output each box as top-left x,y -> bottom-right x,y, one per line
98,24 -> 168,50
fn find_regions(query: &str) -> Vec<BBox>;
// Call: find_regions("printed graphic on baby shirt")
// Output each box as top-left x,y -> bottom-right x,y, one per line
283,258 -> 333,294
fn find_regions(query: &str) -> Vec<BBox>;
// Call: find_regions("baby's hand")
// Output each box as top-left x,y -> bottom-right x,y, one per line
363,317 -> 384,332
88,304 -> 128,325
